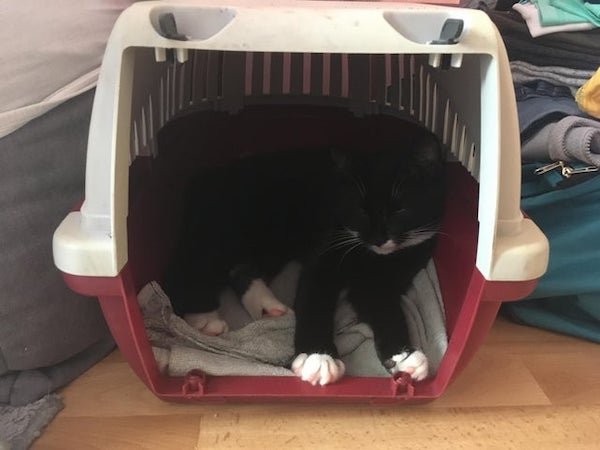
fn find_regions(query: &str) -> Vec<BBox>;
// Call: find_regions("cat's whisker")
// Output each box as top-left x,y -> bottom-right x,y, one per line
351,176 -> 366,198
326,239 -> 361,250
319,238 -> 362,256
338,241 -> 363,268
324,236 -> 360,247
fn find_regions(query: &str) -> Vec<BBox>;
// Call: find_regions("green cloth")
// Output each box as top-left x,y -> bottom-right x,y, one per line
535,0 -> 589,25
534,0 -> 600,26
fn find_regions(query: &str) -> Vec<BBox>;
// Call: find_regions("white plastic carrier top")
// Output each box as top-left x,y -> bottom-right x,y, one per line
53,0 -> 549,282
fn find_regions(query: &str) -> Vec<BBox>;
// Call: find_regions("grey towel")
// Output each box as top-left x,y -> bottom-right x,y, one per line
522,116 -> 600,166
510,61 -> 595,96
0,394 -> 63,450
140,260 -> 447,378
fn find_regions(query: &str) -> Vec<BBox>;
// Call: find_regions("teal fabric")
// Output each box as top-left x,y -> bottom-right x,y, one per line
554,0 -> 600,26
535,0 -> 591,26
534,0 -> 600,26
505,295 -> 600,342
521,165 -> 600,298
504,164 -> 600,343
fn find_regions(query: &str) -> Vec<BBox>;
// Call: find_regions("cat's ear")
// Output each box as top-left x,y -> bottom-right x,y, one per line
413,133 -> 444,173
330,148 -> 350,172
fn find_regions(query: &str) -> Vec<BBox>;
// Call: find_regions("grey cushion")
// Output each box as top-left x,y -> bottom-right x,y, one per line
0,90 -> 112,379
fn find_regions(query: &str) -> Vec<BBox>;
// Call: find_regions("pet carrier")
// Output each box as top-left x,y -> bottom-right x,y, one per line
53,0 -> 549,402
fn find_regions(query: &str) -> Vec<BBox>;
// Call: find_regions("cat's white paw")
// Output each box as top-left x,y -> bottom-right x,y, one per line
184,311 -> 229,336
291,353 -> 345,386
386,350 -> 429,381
241,279 -> 289,320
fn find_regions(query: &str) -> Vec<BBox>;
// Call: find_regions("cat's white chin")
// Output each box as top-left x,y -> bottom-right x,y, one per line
369,239 -> 399,255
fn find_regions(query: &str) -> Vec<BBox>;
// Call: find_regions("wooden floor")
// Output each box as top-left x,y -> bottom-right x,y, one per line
35,316 -> 600,450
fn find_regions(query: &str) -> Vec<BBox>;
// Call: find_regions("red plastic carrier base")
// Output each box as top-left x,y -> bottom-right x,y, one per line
62,106 -> 537,403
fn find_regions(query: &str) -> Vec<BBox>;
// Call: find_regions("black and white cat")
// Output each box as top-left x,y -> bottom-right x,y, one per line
163,129 -> 445,385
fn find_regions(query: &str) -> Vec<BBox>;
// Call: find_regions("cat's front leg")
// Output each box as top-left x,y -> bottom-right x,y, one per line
349,286 -> 429,382
292,266 -> 345,386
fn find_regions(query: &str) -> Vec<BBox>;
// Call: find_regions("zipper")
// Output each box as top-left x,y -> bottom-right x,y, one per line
535,161 -> 599,179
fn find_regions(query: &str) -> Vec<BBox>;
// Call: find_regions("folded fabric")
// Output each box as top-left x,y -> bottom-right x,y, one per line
522,116 -> 600,164
576,68 -> 600,119
487,11 -> 600,71
537,0 -> 600,27
510,61 -> 595,96
139,260 -> 447,379
535,0 -> 594,26
0,394 -> 63,450
517,94 -> 583,140
514,80 -> 574,102
548,116 -> 600,165
513,2 -> 595,37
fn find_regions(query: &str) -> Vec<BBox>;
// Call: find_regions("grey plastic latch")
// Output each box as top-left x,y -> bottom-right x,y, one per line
431,19 -> 464,45
158,13 -> 188,41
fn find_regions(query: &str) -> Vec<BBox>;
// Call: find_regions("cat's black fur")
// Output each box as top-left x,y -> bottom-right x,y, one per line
163,128 -> 445,370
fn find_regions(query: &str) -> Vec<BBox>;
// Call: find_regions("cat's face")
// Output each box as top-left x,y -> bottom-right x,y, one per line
331,134 -> 445,256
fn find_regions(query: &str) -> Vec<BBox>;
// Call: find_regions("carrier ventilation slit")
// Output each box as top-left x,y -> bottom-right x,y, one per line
170,64 -> 177,117
409,55 -> 415,115
132,121 -> 139,161
322,53 -> 331,96
431,83 -> 438,134
283,53 -> 292,94
467,142 -> 477,175
262,52 -> 272,95
178,63 -> 185,110
451,113 -> 459,157
442,99 -> 450,146
244,52 -> 253,96
341,54 -> 350,98
424,74 -> 432,129
302,53 -> 311,94
458,125 -> 468,165
148,95 -> 156,157
140,106 -> 148,151
417,65 -> 424,122
165,70 -> 171,122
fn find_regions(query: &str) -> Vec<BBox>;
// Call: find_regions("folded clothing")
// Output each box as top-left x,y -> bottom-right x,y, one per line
0,394 -> 63,450
536,0 -> 600,27
517,94 -> 583,141
512,2 -> 595,37
139,260 -> 447,379
488,10 -> 600,70
510,61 -> 596,96
522,115 -> 600,164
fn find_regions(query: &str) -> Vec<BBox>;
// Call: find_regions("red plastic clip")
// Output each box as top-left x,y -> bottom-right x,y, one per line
390,372 -> 415,398
182,369 -> 207,397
